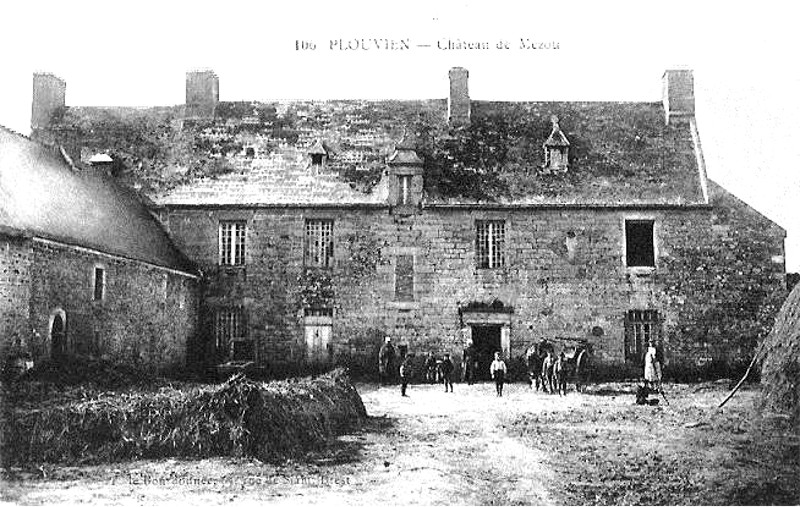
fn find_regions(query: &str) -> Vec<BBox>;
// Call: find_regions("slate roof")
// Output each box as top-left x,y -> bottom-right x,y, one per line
52,97 -> 706,207
0,126 -> 195,272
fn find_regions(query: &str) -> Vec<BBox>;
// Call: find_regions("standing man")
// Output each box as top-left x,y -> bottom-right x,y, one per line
490,351 -> 508,397
378,336 -> 396,386
462,340 -> 475,385
399,354 -> 412,397
424,352 -> 438,384
440,353 -> 455,392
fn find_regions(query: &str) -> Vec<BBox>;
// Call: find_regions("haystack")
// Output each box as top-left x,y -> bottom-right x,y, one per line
760,284 -> 800,422
4,368 -> 366,465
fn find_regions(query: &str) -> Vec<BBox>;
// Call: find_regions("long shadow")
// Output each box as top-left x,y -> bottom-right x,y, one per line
306,414 -> 397,467
582,385 -> 637,397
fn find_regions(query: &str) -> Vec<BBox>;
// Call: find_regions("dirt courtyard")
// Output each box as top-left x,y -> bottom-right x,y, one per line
3,380 -> 799,505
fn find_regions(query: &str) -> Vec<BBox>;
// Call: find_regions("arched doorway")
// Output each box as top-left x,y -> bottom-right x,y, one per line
50,310 -> 67,359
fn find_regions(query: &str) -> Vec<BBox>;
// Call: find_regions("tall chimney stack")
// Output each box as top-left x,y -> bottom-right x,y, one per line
448,67 -> 471,126
185,70 -> 219,119
31,73 -> 66,132
662,69 -> 695,125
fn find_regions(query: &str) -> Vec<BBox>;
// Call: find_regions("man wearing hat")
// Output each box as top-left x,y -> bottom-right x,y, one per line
378,336 -> 396,385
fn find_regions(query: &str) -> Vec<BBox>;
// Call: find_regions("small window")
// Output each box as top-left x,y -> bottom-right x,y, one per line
304,308 -> 333,318
395,255 -> 414,301
93,267 -> 105,301
215,307 -> 252,360
476,220 -> 505,269
311,153 -> 325,166
399,175 -> 412,205
624,310 -> 659,362
305,219 -> 334,268
625,220 -> 655,267
219,221 -> 246,266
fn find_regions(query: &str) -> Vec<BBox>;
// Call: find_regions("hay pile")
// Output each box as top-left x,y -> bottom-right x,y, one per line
760,284 -> 800,422
4,368 -> 366,465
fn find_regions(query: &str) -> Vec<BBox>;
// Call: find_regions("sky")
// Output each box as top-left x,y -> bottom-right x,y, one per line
1,0 -> 798,270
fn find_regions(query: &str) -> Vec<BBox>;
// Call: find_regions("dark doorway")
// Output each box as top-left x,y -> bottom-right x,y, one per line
51,314 -> 66,359
471,325 -> 501,380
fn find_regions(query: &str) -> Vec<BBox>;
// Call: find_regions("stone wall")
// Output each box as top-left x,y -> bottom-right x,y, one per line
27,239 -> 200,373
163,197 -> 785,376
660,182 -> 787,377
0,233 -> 33,365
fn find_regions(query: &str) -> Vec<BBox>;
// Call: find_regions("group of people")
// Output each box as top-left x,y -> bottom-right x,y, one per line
378,337 -> 455,396
526,347 -> 570,395
378,336 -> 507,397
379,335 -> 665,402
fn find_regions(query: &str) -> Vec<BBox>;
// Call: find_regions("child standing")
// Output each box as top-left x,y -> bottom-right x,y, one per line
489,352 -> 507,397
440,353 -> 454,392
399,355 -> 412,397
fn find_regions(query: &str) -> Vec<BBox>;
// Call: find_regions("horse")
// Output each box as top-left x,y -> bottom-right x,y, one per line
524,340 -> 555,392
525,339 -> 593,394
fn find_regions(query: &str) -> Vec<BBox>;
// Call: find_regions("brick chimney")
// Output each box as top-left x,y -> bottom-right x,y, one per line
185,70 -> 219,119
448,67 -> 470,126
31,73 -> 66,132
662,69 -> 695,125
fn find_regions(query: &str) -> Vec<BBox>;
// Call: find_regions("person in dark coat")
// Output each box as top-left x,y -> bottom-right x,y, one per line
440,353 -> 455,392
378,336 -> 396,385
462,342 -> 475,384
424,352 -> 438,384
399,355 -> 412,397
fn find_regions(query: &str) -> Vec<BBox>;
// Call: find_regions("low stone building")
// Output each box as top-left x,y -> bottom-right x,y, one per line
27,68 -> 787,378
0,124 -> 200,373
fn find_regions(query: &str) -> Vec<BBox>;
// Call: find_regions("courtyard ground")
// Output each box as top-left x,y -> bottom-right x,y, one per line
2,380 -> 799,505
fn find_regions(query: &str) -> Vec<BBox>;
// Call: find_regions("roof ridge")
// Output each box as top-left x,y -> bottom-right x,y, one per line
0,123 -> 31,141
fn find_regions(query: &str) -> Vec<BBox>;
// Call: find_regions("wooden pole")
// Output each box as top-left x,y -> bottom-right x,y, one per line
718,340 -> 767,409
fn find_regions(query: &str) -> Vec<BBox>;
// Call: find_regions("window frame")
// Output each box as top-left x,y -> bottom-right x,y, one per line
218,221 -> 247,267
624,309 -> 659,362
624,218 -> 656,269
304,218 -> 335,268
92,265 -> 105,302
476,220 -> 506,269
394,254 -> 415,302
214,306 -> 253,361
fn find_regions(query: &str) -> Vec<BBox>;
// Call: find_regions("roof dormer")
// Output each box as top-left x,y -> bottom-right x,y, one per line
387,133 -> 424,213
543,115 -> 569,172
308,139 -> 328,168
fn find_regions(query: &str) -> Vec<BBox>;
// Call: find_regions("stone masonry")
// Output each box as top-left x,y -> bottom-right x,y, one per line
161,194 -> 785,376
0,233 -> 200,373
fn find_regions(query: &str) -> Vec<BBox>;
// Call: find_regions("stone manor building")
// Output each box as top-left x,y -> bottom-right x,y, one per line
1,67 -> 786,378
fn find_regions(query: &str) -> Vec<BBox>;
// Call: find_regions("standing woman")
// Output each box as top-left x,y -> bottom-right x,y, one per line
643,340 -> 662,391
490,352 -> 508,397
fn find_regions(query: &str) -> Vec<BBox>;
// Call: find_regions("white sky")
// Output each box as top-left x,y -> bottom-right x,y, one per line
1,0 -> 798,270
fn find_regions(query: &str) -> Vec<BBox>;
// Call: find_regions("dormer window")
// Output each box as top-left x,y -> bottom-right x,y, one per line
308,139 -> 328,168
544,115 -> 569,172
